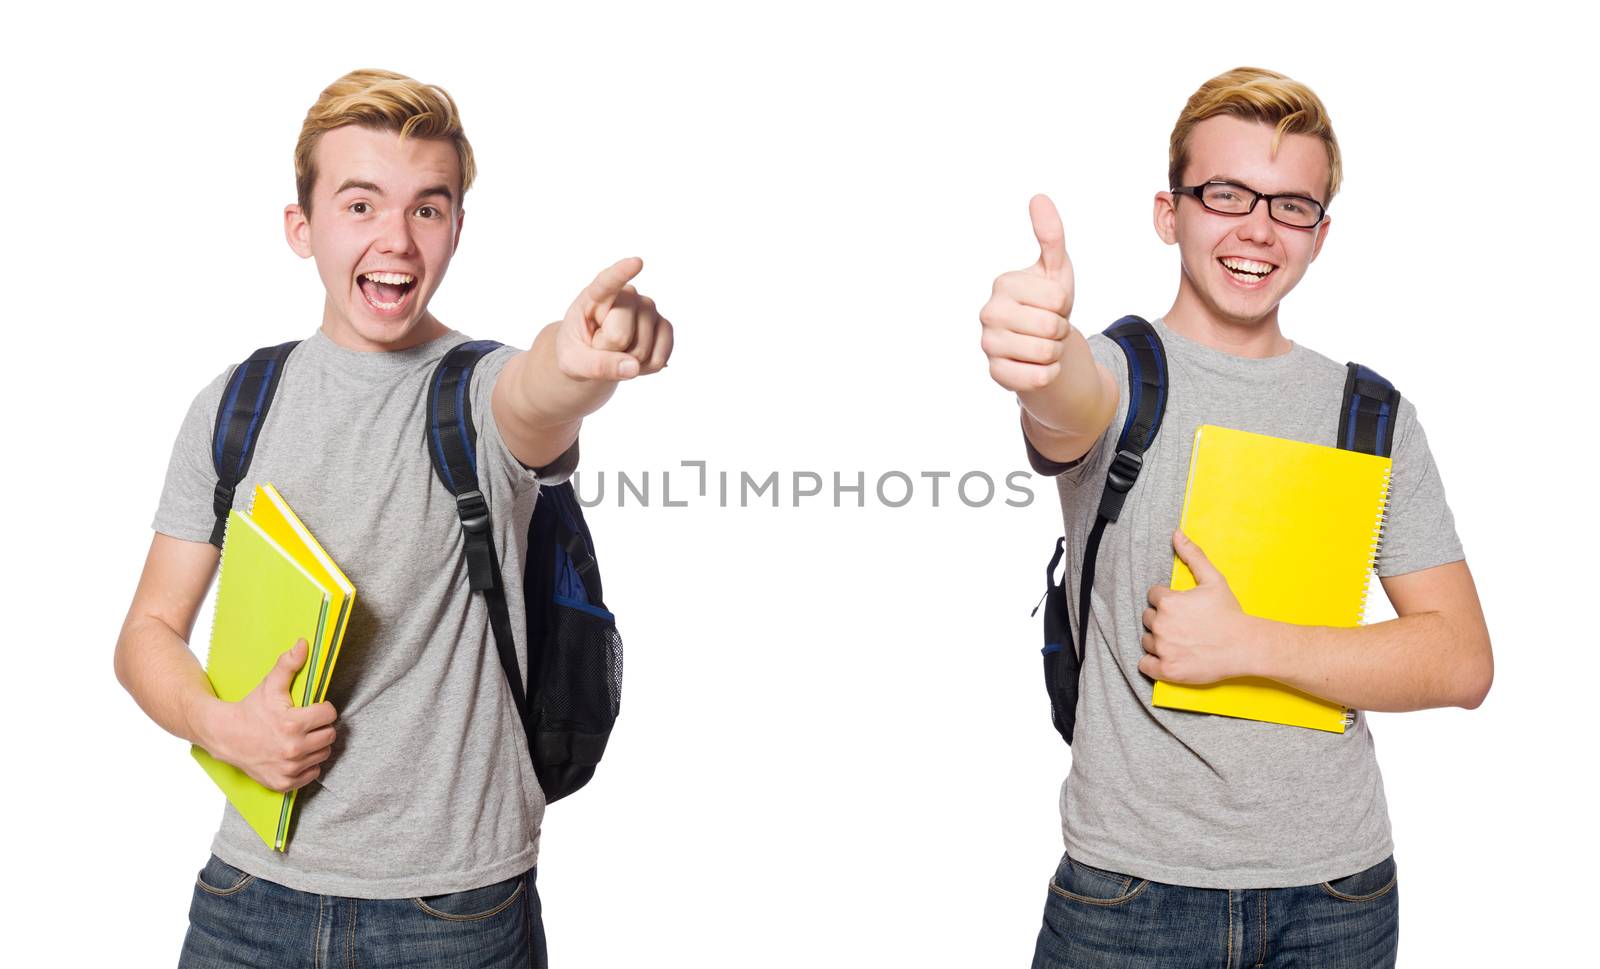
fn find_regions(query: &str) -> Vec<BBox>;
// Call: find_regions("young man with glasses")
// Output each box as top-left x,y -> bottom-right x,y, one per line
977,67 -> 1491,968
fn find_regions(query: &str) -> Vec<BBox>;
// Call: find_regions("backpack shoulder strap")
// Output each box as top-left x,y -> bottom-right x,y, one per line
1072,316 -> 1168,662
1338,362 -> 1401,458
424,339 -> 529,718
1096,316 -> 1169,522
425,339 -> 506,591
209,341 -> 300,548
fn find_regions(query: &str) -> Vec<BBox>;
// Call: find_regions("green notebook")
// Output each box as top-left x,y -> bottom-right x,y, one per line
191,508 -> 331,851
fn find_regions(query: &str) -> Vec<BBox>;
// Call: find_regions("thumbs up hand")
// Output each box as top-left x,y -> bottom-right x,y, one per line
1140,531 -> 1253,685
556,257 -> 674,382
197,638 -> 340,793
980,194 -> 1078,392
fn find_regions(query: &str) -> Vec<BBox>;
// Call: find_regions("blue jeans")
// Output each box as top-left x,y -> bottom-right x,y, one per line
1031,851 -> 1398,969
177,855 -> 548,969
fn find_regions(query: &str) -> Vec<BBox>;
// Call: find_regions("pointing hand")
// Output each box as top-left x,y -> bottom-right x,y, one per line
557,257 -> 675,382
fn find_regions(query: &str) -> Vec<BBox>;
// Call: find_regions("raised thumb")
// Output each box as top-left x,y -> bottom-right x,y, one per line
1030,194 -> 1069,281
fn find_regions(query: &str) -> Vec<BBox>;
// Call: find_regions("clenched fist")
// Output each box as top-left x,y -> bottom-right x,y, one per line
980,195 -> 1077,392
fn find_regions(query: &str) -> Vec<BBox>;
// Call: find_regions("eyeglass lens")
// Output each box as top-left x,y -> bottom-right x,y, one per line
1200,183 -> 1323,227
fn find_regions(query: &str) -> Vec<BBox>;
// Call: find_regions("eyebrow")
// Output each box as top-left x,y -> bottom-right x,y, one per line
1210,175 -> 1321,201
333,179 -> 455,204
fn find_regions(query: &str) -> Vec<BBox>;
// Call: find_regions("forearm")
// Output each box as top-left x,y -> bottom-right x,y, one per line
521,321 -> 620,422
114,614 -> 223,749
1237,609 -> 1492,713
1019,329 -> 1117,463
497,322 -> 613,467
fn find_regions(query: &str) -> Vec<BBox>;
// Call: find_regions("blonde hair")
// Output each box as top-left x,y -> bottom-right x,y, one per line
1168,67 -> 1342,202
294,68 -> 476,216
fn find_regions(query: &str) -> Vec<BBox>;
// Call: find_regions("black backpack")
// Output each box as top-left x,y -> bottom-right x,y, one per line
208,339 -> 622,802
1037,316 -> 1401,745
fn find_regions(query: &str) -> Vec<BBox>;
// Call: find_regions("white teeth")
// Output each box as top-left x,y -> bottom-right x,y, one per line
361,271 -> 415,285
1220,257 -> 1274,275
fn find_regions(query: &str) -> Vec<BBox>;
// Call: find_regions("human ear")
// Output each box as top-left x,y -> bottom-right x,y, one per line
453,208 -> 465,252
284,204 -> 313,259
1153,191 -> 1178,245
1309,215 -> 1332,262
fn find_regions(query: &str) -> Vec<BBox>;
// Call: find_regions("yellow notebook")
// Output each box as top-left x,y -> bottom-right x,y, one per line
248,484 -> 355,706
1150,425 -> 1392,733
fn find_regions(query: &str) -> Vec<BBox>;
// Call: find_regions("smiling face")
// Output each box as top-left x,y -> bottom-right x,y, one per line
284,125 -> 464,351
1154,115 -> 1332,346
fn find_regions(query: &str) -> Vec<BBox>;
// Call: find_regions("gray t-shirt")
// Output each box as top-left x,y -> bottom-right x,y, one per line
1026,317 -> 1463,889
155,328 -> 577,898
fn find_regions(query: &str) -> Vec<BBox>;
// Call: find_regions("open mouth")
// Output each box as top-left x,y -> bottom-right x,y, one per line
357,270 -> 417,312
1218,257 -> 1276,285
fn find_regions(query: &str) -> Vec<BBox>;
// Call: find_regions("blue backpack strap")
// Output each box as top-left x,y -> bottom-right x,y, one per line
425,340 -> 530,720
1338,363 -> 1401,457
209,341 -> 300,547
1075,316 -> 1167,674
1097,316 -> 1170,522
1042,316 -> 1168,745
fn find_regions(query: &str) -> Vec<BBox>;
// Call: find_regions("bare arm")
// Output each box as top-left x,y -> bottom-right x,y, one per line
980,195 -> 1118,465
114,532 -> 339,792
493,257 -> 675,469
1246,561 -> 1492,711
114,532 -> 223,744
1141,532 -> 1493,712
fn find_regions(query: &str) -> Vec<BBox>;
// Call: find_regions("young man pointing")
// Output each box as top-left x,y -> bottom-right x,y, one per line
115,69 -> 672,967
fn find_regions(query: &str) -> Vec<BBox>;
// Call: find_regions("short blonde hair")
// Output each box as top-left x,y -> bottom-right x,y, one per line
294,68 -> 476,216
1168,67 -> 1342,202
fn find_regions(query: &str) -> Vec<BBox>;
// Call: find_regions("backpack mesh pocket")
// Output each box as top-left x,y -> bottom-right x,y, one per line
530,598 -> 622,802
536,599 -> 622,731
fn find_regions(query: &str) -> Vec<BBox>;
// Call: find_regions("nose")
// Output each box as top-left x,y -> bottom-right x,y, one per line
374,206 -> 416,255
1235,201 -> 1277,247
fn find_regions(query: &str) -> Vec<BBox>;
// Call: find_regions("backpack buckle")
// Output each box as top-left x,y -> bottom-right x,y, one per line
1106,449 -> 1143,493
456,490 -> 490,534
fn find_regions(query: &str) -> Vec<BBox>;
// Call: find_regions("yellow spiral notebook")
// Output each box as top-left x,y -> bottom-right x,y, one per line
1150,425 -> 1392,733
191,486 -> 355,851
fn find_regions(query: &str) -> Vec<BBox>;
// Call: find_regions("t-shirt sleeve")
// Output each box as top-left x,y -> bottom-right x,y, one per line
1374,398 -> 1465,577
471,346 -> 581,494
1018,334 -> 1124,487
152,369 -> 233,543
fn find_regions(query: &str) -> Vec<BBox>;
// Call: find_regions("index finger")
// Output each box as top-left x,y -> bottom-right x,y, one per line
581,257 -> 645,315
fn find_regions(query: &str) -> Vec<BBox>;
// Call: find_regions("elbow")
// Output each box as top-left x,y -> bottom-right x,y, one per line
1455,630 -> 1494,710
113,615 -> 149,696
113,627 -> 134,694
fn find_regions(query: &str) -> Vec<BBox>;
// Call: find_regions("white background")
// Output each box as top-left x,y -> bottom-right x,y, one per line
5,1 -> 1595,965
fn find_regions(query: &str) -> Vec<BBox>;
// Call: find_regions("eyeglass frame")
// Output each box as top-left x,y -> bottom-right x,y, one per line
1170,179 -> 1328,229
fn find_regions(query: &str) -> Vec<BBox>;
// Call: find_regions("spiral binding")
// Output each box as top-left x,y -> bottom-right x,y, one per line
1343,465 -> 1395,729
1355,466 -> 1394,625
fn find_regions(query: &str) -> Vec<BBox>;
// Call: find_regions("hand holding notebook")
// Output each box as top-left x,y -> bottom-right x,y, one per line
199,637 -> 338,794
191,485 -> 355,851
1146,425 -> 1393,733
1140,529 -> 1256,687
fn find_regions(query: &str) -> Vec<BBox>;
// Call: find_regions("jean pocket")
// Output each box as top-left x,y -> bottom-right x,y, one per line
1320,855 -> 1397,902
1047,853 -> 1150,906
194,855 -> 255,897
413,873 -> 526,922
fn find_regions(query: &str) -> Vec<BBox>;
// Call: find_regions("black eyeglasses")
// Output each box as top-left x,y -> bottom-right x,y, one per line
1171,180 -> 1327,229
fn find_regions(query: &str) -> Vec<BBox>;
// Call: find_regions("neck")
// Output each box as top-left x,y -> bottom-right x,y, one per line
1163,276 -> 1293,359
